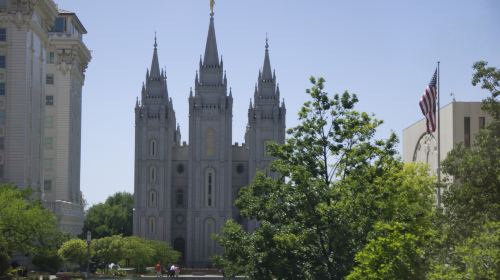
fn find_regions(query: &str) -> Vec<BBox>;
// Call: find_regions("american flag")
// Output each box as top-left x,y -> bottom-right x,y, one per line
419,70 -> 438,133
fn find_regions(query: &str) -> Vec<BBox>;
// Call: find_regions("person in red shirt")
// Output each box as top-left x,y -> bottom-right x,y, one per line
155,262 -> 162,278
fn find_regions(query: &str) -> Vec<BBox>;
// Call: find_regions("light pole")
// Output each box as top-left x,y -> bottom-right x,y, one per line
86,230 -> 91,279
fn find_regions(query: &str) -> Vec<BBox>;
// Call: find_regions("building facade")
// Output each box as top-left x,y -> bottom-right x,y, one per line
0,0 -> 90,235
133,14 -> 286,267
403,101 -> 491,177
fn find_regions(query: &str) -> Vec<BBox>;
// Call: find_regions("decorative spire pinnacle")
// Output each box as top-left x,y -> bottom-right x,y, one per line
203,13 -> 219,66
262,35 -> 273,81
210,0 -> 215,16
150,34 -> 161,79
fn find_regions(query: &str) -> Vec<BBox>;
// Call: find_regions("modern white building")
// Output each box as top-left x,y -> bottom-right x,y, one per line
403,101 -> 491,174
43,10 -> 91,234
0,0 -> 90,235
134,13 -> 286,267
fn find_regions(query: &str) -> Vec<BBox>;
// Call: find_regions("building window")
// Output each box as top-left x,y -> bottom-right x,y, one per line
0,56 -> 5,68
177,164 -> 184,174
0,137 -> 4,149
148,216 -> 156,234
0,82 -> 5,95
205,168 -> 215,207
0,164 -> 3,178
0,111 -> 4,126
205,128 -> 215,156
0,29 -> 5,41
51,17 -> 66,33
46,74 -> 54,85
150,140 -> 156,157
44,180 -> 52,191
44,158 -> 54,170
176,190 -> 184,206
149,190 -> 157,207
236,164 -> 244,174
150,166 -> 157,183
44,137 -> 53,150
47,52 -> 55,64
464,117 -> 470,148
46,95 -> 54,105
45,116 -> 54,128
479,117 -> 486,130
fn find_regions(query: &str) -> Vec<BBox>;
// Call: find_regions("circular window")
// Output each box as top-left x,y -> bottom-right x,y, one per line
236,164 -> 244,174
177,164 -> 184,174
176,214 -> 184,225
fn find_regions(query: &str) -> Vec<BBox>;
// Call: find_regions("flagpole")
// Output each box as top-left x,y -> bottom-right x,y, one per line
437,61 -> 441,208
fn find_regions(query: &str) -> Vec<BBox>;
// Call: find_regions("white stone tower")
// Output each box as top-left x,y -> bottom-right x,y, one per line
133,38 -> 177,242
186,13 -> 233,267
245,38 -> 286,231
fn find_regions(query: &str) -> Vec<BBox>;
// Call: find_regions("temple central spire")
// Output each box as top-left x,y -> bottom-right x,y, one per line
203,14 -> 219,67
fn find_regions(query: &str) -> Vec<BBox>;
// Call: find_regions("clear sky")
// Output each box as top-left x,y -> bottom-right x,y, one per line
54,0 -> 500,207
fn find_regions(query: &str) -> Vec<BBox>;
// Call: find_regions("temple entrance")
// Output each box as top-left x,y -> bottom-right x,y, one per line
173,238 -> 186,264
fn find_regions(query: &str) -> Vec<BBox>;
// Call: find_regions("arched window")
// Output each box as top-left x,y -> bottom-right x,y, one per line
205,168 -> 215,207
149,190 -> 157,207
150,139 -> 157,157
205,128 -> 215,156
148,216 -> 156,234
150,166 -> 157,183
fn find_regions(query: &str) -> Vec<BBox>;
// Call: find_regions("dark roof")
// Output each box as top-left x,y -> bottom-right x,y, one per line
58,9 -> 87,34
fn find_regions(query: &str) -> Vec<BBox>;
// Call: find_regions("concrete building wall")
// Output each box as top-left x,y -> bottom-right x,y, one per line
403,101 -> 491,174
0,1 -> 58,193
0,1 -> 90,235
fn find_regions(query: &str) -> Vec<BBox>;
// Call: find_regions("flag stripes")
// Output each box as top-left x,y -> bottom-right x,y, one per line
419,70 -> 438,133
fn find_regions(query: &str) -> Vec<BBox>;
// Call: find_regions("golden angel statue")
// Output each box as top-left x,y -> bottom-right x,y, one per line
210,0 -> 215,14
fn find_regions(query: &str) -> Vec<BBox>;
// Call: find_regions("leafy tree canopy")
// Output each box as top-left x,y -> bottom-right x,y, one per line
0,184 -> 63,257
81,192 -> 133,239
216,77 -> 436,279
58,239 -> 89,269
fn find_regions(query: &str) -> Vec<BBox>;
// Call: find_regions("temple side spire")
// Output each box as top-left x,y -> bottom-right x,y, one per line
203,15 -> 219,67
262,35 -> 273,81
150,34 -> 161,79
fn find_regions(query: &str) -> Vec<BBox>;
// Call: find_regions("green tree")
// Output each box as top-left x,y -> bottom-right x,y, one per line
0,184 -> 63,269
0,235 -> 10,276
121,236 -> 155,273
91,235 -> 125,269
147,240 -> 181,267
346,164 -> 436,280
81,192 -> 133,239
58,239 -> 90,269
216,77 -> 436,279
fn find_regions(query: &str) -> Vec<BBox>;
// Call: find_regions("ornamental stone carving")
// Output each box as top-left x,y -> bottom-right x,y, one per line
56,48 -> 75,74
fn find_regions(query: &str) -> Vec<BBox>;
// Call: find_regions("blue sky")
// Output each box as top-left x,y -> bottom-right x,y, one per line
55,0 -> 500,206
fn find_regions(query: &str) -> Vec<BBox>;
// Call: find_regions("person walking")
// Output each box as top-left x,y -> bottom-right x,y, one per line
155,261 -> 162,279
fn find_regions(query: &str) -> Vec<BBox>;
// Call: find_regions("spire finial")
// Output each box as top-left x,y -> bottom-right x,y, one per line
265,33 -> 269,50
210,0 -> 215,16
154,31 -> 157,48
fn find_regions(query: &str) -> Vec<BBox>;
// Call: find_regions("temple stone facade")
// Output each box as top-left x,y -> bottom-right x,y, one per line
133,14 -> 286,267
